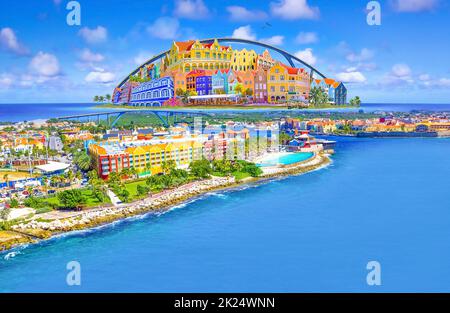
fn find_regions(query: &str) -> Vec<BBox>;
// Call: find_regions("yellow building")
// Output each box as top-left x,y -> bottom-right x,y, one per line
267,63 -> 310,103
90,140 -> 204,179
161,39 -> 233,74
230,48 -> 258,71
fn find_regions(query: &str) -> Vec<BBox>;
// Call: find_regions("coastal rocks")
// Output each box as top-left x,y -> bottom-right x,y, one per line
11,177 -> 237,237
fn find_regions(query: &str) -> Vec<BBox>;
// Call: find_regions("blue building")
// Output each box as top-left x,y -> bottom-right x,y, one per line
130,76 -> 174,106
195,76 -> 212,96
211,70 -> 229,94
334,83 -> 347,105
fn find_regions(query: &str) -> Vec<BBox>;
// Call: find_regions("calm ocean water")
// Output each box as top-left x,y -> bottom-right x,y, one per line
1,137 -> 450,292
0,103 -> 450,122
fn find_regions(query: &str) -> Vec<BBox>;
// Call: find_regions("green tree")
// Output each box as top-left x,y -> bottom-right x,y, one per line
189,159 -> 212,179
309,86 -> 329,107
93,95 -> 99,103
234,83 -> 243,95
137,184 -> 150,196
105,94 -> 111,102
57,189 -> 86,209
162,160 -> 176,175
9,198 -> 19,208
349,96 -> 361,106
74,151 -> 92,171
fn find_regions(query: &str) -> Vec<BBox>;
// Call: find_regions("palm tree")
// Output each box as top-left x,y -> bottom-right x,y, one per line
105,94 -> 111,102
93,95 -> 99,103
98,96 -> 105,103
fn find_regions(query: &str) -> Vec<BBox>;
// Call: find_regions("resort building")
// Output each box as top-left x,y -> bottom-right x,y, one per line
230,49 -> 258,71
161,39 -> 233,74
130,76 -> 174,106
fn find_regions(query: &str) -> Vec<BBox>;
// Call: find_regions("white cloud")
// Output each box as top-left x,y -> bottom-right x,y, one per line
0,73 -> 14,89
147,17 -> 180,40
78,26 -> 108,44
134,51 -> 153,65
270,0 -> 320,20
174,0 -> 209,19
79,48 -> 104,63
85,68 -> 116,84
419,74 -> 431,81
0,27 -> 28,55
260,35 -> 284,46
295,31 -> 318,44
391,0 -> 438,12
391,63 -> 412,77
294,48 -> 317,65
336,71 -> 367,83
29,52 -> 60,77
346,48 -> 374,62
231,25 -> 257,41
227,6 -> 268,21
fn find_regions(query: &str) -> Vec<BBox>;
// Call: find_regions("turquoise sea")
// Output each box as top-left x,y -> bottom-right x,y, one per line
1,136 -> 450,292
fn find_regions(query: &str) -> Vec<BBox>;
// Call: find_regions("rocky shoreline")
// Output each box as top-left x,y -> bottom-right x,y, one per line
0,153 -> 331,253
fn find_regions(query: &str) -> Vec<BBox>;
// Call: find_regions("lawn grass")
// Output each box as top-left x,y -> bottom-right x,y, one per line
124,180 -> 148,198
41,188 -> 110,210
233,171 -> 251,180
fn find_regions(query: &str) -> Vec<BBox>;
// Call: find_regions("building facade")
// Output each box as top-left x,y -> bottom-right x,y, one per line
257,49 -> 276,71
196,75 -> 212,95
254,67 -> 268,103
230,49 -> 257,71
130,76 -> 174,106
162,39 -> 233,74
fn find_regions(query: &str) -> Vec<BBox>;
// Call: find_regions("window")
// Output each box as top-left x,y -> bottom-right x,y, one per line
270,86 -> 275,92
153,90 -> 159,98
280,75 -> 285,81
146,92 -> 151,99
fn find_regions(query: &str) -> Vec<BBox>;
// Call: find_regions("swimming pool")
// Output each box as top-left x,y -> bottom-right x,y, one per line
258,152 -> 314,167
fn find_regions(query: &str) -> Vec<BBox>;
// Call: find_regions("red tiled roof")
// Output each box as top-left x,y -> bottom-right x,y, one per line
280,63 -> 299,75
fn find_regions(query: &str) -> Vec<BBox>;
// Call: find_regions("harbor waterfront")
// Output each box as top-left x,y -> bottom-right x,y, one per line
1,136 -> 450,292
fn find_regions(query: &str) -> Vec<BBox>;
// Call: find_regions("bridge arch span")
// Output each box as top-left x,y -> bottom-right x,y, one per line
115,37 -> 327,90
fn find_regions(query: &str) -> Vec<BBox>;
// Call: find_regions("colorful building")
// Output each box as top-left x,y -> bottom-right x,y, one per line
130,76 -> 174,106
235,71 -> 255,95
257,49 -> 276,71
196,75 -> 212,95
162,39 -> 233,74
118,81 -> 139,104
211,69 -> 229,94
230,48 -> 257,71
254,67 -> 268,103
267,63 -> 310,103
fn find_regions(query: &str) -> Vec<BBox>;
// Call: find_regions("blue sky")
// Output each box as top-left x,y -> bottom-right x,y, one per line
0,0 -> 449,103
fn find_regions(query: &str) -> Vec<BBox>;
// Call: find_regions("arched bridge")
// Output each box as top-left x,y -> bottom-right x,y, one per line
56,110 -> 211,128
116,37 -> 327,90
